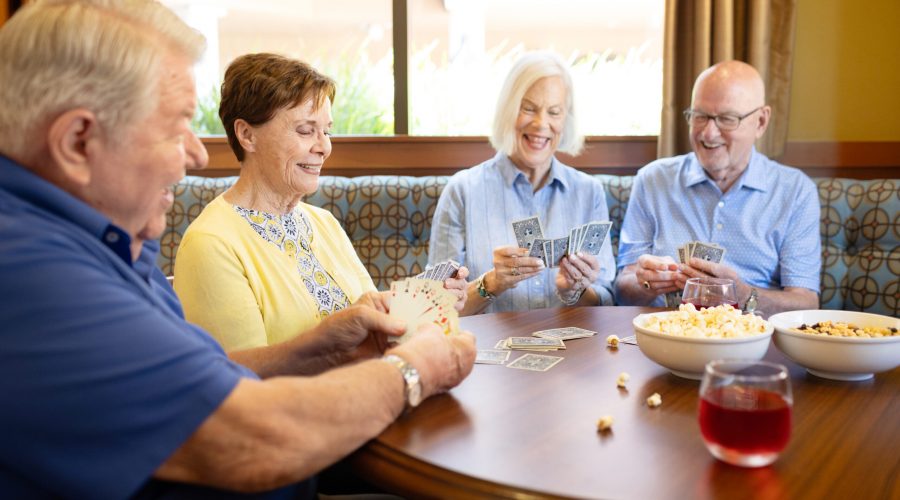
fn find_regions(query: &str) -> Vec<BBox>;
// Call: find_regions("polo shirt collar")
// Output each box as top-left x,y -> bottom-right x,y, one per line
497,152 -> 567,191
0,155 -> 134,264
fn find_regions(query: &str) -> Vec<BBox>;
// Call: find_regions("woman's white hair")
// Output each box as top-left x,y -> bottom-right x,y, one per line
490,51 -> 583,157
0,0 -> 205,160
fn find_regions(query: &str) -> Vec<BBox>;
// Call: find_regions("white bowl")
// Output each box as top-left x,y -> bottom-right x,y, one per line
768,310 -> 900,381
632,312 -> 774,380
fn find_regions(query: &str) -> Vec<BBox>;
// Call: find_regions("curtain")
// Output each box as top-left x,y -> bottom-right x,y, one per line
659,0 -> 797,158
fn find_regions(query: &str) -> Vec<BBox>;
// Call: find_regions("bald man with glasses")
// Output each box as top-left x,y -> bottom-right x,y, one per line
614,61 -> 820,316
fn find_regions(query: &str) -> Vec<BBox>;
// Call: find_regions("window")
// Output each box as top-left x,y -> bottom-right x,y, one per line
163,0 -> 663,137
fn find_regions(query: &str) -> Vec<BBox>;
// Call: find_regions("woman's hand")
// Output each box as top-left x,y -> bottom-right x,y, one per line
486,245 -> 544,295
443,266 -> 470,312
556,252 -> 600,297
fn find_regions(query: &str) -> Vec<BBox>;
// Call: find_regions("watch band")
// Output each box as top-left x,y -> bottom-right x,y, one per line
382,354 -> 422,409
475,272 -> 496,301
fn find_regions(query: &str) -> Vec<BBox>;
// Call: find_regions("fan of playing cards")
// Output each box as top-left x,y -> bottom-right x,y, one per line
512,215 -> 612,268
414,259 -> 461,281
389,278 -> 460,343
677,241 -> 727,265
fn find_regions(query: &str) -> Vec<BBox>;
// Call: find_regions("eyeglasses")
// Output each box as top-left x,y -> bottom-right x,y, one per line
683,106 -> 762,131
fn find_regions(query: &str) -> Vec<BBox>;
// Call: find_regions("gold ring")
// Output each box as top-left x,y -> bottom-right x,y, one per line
642,280 -> 651,289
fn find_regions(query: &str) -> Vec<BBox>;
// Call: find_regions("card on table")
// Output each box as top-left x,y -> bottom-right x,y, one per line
507,353 -> 564,372
533,327 -> 597,341
475,349 -> 511,365
507,336 -> 566,350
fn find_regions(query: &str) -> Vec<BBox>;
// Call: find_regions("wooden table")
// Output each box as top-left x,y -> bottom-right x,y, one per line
349,307 -> 900,499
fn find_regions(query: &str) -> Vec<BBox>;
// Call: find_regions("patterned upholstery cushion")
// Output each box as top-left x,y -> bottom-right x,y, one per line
159,175 -> 899,315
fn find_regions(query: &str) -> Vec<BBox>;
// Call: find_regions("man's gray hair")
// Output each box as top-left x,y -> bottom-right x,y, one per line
0,0 -> 205,159
490,51 -> 583,157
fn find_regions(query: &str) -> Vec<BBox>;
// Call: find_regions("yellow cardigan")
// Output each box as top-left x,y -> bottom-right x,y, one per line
174,195 -> 376,351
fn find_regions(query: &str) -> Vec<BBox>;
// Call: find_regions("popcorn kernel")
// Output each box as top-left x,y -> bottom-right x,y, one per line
616,372 -> 630,388
647,393 -> 662,408
606,334 -> 620,348
596,415 -> 614,432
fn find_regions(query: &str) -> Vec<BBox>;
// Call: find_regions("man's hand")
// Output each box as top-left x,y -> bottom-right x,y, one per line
387,324 -> 476,400
443,266 -> 470,312
677,258 -> 749,302
635,254 -> 681,295
486,245 -> 544,295
314,293 -> 407,364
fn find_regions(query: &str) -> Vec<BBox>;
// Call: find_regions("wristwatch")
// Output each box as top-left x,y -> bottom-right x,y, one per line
743,288 -> 759,314
475,272 -> 496,301
382,354 -> 422,409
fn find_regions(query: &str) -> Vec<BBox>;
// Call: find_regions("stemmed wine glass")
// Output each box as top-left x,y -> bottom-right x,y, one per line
682,277 -> 738,309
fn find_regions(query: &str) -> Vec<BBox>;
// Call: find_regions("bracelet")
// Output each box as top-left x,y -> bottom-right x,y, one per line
556,286 -> 584,306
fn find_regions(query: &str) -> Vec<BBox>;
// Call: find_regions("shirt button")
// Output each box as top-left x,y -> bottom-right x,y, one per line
718,201 -> 725,208
105,232 -> 120,243
716,223 -> 723,230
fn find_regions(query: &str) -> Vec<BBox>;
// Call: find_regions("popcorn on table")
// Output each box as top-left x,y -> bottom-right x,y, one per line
616,372 -> 630,388
646,393 -> 662,408
596,415 -> 614,432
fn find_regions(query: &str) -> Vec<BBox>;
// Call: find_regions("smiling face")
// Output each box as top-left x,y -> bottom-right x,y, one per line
89,51 -> 207,242
508,76 -> 567,174
689,62 -> 770,182
245,97 -> 333,201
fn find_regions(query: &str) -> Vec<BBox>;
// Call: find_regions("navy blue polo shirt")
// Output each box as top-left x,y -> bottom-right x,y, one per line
0,156 -> 311,499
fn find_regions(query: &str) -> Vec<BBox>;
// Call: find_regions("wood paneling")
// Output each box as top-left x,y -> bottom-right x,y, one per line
193,136 -> 899,179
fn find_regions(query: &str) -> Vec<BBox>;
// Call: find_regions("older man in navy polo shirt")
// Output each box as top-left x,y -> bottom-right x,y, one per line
0,1 -> 475,498
615,61 -> 820,315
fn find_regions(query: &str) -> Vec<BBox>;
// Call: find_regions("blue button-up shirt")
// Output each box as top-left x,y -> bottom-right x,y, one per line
429,152 -> 616,313
0,156 -> 280,498
617,149 -> 821,307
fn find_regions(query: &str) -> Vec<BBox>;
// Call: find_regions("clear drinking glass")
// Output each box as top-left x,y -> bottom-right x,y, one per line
682,277 -> 738,309
698,360 -> 793,467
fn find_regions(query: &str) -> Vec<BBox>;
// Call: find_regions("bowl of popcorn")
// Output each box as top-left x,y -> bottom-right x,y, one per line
632,304 -> 774,380
768,310 -> 900,381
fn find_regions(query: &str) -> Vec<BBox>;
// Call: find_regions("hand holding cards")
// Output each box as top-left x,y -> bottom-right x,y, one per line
389,278 -> 460,343
415,259 -> 461,282
514,215 -> 611,268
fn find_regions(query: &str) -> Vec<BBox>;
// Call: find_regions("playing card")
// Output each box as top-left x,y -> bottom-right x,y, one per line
579,221 -> 612,255
389,278 -> 459,343
568,227 -> 579,256
550,237 -> 569,267
533,327 -> 597,340
542,240 -> 553,268
507,353 -> 564,372
475,349 -> 511,365
511,216 -> 544,252
494,338 -> 510,350
507,337 -> 565,350
690,242 -> 726,263
529,238 -> 548,261
619,335 -> 638,345
676,246 -> 686,265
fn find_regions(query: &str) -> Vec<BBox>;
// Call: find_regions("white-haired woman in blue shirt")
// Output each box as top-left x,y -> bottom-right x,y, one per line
429,52 -> 616,314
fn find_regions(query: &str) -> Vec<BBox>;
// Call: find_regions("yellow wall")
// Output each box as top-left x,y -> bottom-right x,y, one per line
789,0 -> 900,140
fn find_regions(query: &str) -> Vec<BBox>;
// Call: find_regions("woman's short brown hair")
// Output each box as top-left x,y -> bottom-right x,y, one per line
219,53 -> 336,162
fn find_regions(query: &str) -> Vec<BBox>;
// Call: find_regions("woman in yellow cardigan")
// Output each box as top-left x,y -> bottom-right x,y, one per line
174,53 -> 468,351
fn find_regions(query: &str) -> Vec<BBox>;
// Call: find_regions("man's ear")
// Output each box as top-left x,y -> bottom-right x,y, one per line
46,109 -> 100,187
754,105 -> 772,139
233,119 -> 256,153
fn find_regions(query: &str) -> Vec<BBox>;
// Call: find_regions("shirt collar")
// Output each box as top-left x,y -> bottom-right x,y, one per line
496,152 -> 568,191
0,155 -> 135,264
684,147 -> 768,193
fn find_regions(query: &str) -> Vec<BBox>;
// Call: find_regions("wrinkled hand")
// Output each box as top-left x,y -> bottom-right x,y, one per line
318,293 -> 406,363
387,323 -> 476,400
556,252 -> 601,296
634,254 -> 681,295
676,258 -> 748,299
488,245 -> 544,294
443,266 -> 470,312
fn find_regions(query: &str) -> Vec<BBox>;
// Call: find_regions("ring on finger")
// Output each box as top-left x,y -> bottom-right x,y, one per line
511,266 -> 520,276
643,280 -> 651,290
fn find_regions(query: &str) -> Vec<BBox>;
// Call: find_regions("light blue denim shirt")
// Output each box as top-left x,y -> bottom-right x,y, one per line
429,152 -> 616,313
617,148 -> 821,307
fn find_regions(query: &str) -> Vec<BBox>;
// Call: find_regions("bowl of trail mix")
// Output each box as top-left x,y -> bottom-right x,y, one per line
768,310 -> 900,381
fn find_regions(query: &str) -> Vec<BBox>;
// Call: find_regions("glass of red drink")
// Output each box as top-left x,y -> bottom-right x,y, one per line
682,277 -> 738,309
698,360 -> 792,467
